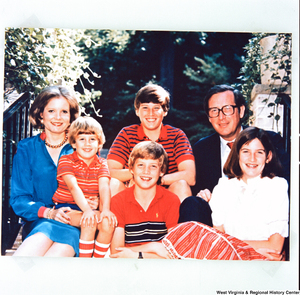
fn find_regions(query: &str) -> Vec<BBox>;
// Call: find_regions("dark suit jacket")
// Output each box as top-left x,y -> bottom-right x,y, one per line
192,127 -> 290,195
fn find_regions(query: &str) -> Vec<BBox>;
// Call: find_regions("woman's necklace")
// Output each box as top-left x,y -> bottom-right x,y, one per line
45,133 -> 68,149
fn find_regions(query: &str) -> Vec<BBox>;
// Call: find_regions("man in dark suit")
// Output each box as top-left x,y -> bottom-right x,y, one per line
179,84 -> 290,226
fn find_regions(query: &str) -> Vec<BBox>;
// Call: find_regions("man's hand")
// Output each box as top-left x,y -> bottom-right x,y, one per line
196,189 -> 212,202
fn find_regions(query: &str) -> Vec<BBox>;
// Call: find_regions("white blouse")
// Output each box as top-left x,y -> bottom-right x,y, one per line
210,176 -> 289,241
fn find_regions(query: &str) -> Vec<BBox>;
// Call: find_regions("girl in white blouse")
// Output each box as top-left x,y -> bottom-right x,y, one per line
209,127 -> 289,261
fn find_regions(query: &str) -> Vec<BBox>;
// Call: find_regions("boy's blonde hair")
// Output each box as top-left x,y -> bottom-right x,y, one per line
68,116 -> 105,150
128,141 -> 168,174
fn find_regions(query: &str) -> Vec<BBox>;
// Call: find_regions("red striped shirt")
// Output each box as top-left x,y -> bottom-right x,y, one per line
53,151 -> 110,204
107,124 -> 194,173
162,222 -> 268,260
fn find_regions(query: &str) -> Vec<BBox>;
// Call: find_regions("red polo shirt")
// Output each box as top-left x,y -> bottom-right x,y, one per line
111,185 -> 180,246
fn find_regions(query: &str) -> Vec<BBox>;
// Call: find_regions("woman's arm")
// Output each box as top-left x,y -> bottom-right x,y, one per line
10,141 -> 46,220
244,233 -> 285,261
213,225 -> 284,260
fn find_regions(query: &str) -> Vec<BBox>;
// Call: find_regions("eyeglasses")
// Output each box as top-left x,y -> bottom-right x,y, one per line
207,105 -> 238,118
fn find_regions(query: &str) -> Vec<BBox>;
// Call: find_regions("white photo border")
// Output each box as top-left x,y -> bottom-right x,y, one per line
0,0 -> 299,293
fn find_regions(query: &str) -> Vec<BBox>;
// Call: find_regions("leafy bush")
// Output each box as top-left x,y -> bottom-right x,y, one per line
237,33 -> 291,127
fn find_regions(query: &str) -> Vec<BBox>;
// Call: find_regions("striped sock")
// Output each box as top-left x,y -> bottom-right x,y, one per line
94,241 -> 110,258
79,239 -> 94,258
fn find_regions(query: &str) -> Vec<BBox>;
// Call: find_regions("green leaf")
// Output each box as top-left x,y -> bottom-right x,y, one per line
274,114 -> 281,121
274,97 -> 282,104
271,75 -> 281,80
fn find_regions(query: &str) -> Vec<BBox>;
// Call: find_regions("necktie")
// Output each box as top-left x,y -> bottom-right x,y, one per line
227,142 -> 234,149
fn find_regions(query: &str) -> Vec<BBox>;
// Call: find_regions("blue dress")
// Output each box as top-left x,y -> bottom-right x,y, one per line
10,134 -> 80,256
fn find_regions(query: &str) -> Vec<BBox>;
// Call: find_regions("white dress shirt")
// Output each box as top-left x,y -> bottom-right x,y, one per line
210,176 -> 289,241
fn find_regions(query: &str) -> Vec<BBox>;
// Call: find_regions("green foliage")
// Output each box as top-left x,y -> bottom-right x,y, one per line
237,33 -> 291,127
5,28 -> 52,96
76,30 -> 213,146
4,29 -> 251,148
237,33 -> 266,106
4,28 -> 101,113
76,30 -> 250,147
184,53 -> 231,86
165,108 -> 214,146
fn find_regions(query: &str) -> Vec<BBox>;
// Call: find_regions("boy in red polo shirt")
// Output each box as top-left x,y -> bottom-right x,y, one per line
53,117 -> 117,258
107,84 -> 195,202
110,141 -> 180,258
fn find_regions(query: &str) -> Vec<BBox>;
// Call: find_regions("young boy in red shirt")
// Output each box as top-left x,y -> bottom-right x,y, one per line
53,116 -> 117,257
107,84 -> 195,202
110,141 -> 180,258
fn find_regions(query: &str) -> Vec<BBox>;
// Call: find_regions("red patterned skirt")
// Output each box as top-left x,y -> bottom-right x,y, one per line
162,222 -> 267,260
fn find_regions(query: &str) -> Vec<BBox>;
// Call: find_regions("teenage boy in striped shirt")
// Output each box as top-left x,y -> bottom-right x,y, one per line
107,84 -> 195,202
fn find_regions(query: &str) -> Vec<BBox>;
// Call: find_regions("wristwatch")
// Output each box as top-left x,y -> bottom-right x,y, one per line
138,252 -> 143,259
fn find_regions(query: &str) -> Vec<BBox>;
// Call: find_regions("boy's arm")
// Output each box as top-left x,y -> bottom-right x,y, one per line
98,177 -> 111,211
161,159 -> 196,186
62,174 -> 91,212
107,159 -> 132,182
110,227 -> 125,254
110,226 -> 168,258
98,176 -> 117,226
110,242 -> 170,259
127,243 -> 170,258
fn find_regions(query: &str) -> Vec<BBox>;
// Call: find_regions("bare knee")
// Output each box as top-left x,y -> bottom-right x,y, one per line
98,217 -> 115,235
110,178 -> 126,196
168,180 -> 192,203
44,242 -> 75,257
13,232 -> 53,256
80,224 -> 97,240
